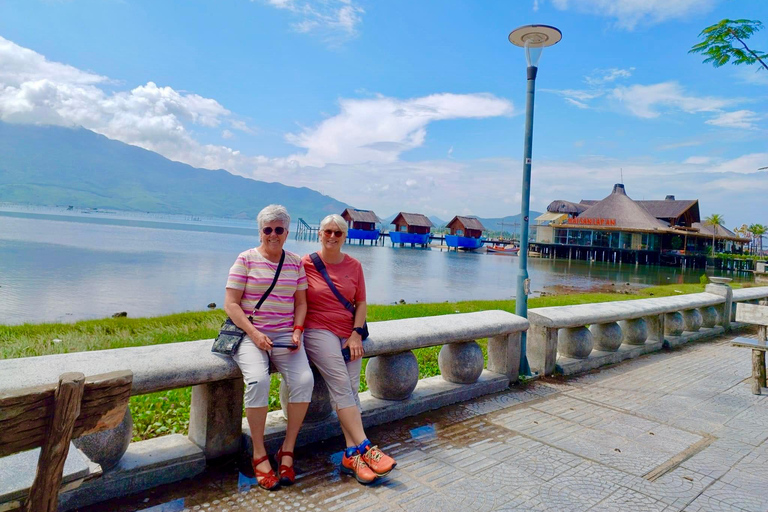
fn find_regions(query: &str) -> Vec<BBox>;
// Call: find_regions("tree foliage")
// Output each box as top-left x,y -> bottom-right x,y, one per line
690,19 -> 768,71
705,213 -> 724,255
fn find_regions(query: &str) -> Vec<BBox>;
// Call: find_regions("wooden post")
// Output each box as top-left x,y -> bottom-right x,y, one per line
25,372 -> 85,512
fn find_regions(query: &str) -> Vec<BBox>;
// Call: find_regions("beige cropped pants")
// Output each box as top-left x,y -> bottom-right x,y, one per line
233,331 -> 314,408
303,328 -> 362,411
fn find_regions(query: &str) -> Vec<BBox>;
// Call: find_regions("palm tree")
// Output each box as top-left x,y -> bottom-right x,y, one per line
705,214 -> 724,254
749,224 -> 760,253
752,224 -> 767,255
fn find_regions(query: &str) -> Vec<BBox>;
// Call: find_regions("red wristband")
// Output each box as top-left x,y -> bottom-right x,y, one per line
293,325 -> 304,332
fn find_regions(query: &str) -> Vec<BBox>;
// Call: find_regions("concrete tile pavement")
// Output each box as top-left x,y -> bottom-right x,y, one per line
83,331 -> 768,512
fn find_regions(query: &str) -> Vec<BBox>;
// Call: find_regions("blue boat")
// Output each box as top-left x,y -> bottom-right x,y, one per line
445,235 -> 485,250
389,231 -> 430,245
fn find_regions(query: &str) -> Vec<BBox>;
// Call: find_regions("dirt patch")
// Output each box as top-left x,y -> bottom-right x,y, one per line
538,282 -> 645,297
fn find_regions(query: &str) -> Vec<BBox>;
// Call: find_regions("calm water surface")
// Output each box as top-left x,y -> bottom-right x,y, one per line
0,211 -> 747,325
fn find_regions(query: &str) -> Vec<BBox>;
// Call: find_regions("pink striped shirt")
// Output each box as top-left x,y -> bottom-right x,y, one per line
226,249 -> 307,333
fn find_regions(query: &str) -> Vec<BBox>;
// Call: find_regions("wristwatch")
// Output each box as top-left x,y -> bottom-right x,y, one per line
353,327 -> 366,336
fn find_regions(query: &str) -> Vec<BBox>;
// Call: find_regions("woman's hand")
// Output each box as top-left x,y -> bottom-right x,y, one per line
343,331 -> 364,361
250,330 -> 273,351
291,328 -> 303,349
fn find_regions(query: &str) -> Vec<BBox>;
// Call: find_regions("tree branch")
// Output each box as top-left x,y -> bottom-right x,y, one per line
730,29 -> 768,71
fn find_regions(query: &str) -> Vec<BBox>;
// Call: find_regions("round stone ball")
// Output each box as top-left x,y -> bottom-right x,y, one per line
281,365 -> 332,423
74,408 -> 133,471
590,322 -> 623,352
664,312 -> 685,336
366,351 -> 419,401
558,326 -> 593,359
438,341 -> 484,384
682,309 -> 703,332
619,318 -> 648,346
701,306 -> 719,328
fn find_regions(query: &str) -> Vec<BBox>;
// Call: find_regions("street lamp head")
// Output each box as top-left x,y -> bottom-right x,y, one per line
508,24 -> 562,67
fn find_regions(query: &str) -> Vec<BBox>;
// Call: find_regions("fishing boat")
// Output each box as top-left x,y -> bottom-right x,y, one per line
486,245 -> 519,255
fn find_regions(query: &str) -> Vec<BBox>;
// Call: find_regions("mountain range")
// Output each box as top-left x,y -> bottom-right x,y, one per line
0,122 -> 541,228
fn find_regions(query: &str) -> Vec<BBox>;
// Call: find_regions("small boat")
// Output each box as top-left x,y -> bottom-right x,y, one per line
486,245 -> 519,255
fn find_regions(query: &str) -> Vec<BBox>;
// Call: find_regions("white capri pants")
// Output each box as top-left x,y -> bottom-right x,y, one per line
303,328 -> 363,411
233,331 -> 314,408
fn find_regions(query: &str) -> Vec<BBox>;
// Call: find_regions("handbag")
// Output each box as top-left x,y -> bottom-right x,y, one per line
309,252 -> 369,340
212,250 -> 285,355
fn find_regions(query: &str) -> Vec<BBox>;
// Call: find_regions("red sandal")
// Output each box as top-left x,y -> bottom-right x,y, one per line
251,454 -> 280,491
276,447 -> 296,486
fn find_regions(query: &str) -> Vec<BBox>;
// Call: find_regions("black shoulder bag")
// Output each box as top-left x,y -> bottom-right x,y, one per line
212,250 -> 285,355
309,252 -> 369,340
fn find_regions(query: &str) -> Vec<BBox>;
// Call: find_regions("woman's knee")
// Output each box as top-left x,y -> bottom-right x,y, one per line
286,367 -> 314,403
243,377 -> 271,408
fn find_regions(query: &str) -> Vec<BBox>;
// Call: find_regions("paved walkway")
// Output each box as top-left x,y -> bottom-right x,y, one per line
88,331 -> 768,512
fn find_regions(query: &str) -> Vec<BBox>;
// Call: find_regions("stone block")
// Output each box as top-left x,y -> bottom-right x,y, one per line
528,325 -> 558,376
74,408 -> 132,471
438,341 -> 484,384
365,351 -> 419,400
188,378 -> 243,459
487,332 -> 521,382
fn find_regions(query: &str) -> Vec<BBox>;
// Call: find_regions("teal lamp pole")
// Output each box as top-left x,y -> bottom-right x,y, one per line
508,24 -> 561,376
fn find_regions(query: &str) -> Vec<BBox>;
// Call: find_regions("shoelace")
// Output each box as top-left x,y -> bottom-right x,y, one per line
365,446 -> 382,462
350,454 -> 367,471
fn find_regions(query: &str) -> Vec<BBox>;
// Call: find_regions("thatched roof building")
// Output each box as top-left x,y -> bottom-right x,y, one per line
546,200 -> 589,215
341,208 -> 379,231
391,212 -> 433,235
568,184 -> 668,232
446,216 -> 485,238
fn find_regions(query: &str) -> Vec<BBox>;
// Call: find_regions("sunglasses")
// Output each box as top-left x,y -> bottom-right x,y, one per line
262,227 -> 285,235
323,229 -> 344,237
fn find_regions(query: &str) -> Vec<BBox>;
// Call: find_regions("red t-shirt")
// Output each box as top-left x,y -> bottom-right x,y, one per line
302,253 -> 366,339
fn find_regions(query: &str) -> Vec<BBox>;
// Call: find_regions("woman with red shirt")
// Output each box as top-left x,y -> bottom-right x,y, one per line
302,214 -> 396,485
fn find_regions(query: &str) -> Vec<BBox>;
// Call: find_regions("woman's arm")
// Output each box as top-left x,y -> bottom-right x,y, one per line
224,288 -> 272,350
292,289 -> 307,346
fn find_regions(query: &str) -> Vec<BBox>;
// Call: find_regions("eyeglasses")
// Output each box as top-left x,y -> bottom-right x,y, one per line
323,229 -> 344,237
262,227 -> 285,235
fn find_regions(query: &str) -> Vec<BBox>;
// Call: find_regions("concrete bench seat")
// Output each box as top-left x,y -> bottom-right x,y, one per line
528,292 -> 724,329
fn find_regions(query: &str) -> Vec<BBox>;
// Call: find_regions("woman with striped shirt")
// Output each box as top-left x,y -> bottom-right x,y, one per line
224,204 -> 314,491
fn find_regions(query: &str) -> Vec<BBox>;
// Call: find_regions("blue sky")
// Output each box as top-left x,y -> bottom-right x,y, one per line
0,0 -> 766,226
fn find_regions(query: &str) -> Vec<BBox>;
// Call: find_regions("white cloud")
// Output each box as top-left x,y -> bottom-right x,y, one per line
734,67 -> 768,86
564,98 -> 589,109
548,0 -> 718,30
705,110 -> 761,130
584,67 -> 634,86
611,81 -> 734,118
222,129 -> 234,139
262,0 -> 364,42
683,156 -> 713,165
284,93 -> 513,166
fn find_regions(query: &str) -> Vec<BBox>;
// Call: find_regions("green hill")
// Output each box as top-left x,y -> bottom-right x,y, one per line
0,122 -> 348,222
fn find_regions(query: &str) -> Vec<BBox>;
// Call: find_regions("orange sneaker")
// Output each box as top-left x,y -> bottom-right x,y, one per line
361,445 -> 396,477
340,451 -> 377,484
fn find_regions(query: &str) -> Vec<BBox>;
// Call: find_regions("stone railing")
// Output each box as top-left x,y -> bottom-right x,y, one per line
528,283 -> 768,376
0,310 -> 526,510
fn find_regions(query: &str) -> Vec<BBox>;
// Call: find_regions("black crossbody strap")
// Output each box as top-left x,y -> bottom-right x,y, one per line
309,252 -> 355,315
251,250 -> 285,316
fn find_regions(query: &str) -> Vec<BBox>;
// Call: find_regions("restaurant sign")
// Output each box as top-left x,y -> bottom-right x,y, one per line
566,217 -> 617,226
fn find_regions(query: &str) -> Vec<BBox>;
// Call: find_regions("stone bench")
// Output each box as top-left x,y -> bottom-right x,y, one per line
0,310 -> 527,511
733,301 -> 768,395
527,284 -> 768,376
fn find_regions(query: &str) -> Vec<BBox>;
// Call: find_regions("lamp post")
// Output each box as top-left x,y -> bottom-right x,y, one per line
508,24 -> 561,376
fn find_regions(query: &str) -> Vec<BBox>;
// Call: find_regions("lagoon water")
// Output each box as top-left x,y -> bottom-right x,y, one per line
0,209 -> 747,325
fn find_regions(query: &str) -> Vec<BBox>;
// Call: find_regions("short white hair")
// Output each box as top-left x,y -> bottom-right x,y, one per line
257,204 -> 291,229
319,214 -> 348,236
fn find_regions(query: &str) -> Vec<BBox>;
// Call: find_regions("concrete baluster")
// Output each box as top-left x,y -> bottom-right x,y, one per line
558,326 -> 593,359
487,332 -> 522,382
700,306 -> 718,328
365,352 -> 419,400
705,281 -> 732,329
590,322 -> 622,352
619,318 -> 648,346
682,309 -> 703,332
188,378 -> 244,459
439,341 -> 484,384
645,314 -> 664,343
664,312 -> 685,336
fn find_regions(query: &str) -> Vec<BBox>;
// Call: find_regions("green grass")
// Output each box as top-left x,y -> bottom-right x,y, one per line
0,283 -> 735,441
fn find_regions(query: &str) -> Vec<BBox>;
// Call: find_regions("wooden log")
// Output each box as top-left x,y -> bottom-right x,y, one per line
24,372 -> 85,512
752,350 -> 764,395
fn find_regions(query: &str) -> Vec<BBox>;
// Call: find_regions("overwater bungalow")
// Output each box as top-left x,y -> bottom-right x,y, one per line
389,212 -> 433,247
341,208 -> 381,245
445,216 -> 486,250
534,184 -> 749,266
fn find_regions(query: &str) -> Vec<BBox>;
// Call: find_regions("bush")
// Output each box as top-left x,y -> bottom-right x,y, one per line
699,274 -> 709,285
